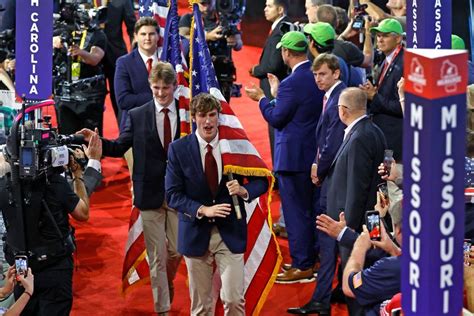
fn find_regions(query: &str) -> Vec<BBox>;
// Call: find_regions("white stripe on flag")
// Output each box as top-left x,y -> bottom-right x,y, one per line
179,108 -> 189,122
245,198 -> 258,221
219,113 -> 244,130
128,269 -> 140,284
244,211 -> 271,291
152,2 -> 168,18
219,139 -> 261,158
124,214 -> 143,253
175,85 -> 190,98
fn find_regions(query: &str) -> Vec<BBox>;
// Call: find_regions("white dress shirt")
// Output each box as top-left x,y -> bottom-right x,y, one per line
343,115 -> 367,141
154,99 -> 178,148
138,47 -> 162,68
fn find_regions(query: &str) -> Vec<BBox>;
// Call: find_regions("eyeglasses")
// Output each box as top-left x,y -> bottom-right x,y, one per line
338,104 -> 350,109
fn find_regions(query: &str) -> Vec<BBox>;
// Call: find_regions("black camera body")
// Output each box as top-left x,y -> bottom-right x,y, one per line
216,0 -> 245,37
351,2 -> 369,30
5,110 -> 85,180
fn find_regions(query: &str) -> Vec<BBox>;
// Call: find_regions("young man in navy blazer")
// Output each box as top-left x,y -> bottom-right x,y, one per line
165,93 -> 268,315
80,62 -> 181,316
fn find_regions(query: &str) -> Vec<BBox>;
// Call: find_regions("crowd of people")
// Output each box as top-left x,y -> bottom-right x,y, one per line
0,0 -> 472,315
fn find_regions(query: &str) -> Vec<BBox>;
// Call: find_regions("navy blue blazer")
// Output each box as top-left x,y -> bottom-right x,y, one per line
114,48 -> 153,130
165,134 -> 269,257
326,117 -> 386,231
259,60 -> 324,173
102,100 -> 180,210
314,81 -> 347,182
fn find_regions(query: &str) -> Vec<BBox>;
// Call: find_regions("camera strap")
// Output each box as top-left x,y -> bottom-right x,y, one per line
71,30 -> 90,80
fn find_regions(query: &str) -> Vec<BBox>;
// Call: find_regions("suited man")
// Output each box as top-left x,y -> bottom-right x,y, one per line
80,62 -> 181,316
115,17 -> 162,131
325,87 -> 386,315
165,93 -> 268,315
359,19 -> 404,161
246,31 -> 324,283
249,0 -> 290,238
102,0 -> 136,123
288,53 -> 346,315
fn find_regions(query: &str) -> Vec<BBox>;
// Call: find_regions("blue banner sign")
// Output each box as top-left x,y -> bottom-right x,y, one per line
407,0 -> 451,48
402,49 -> 467,315
15,0 -> 53,100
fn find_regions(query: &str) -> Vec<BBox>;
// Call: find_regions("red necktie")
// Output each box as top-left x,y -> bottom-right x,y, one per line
205,144 -> 218,196
162,108 -> 171,154
147,58 -> 153,74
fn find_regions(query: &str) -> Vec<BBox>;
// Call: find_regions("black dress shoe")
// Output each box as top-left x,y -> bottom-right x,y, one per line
287,301 -> 330,315
330,286 -> 345,304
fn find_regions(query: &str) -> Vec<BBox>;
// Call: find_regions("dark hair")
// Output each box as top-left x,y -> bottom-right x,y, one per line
334,6 -> 349,34
134,17 -> 159,34
312,53 -> 340,73
149,62 -> 177,85
190,93 -> 222,117
274,0 -> 289,13
317,5 -> 338,29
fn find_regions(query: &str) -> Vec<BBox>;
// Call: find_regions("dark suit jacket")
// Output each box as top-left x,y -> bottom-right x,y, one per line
102,100 -> 180,210
252,16 -> 290,98
326,117 -> 386,232
104,0 -> 136,65
369,48 -> 404,161
314,82 -> 347,182
259,61 -> 324,173
114,49 -> 153,130
165,134 -> 269,257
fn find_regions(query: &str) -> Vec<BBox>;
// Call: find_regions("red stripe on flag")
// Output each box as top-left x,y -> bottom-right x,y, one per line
244,205 -> 266,261
221,153 -> 268,169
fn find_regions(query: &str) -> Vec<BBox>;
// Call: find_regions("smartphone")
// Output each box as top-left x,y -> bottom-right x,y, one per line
14,255 -> 28,277
383,149 -> 394,174
365,210 -> 381,241
377,182 -> 388,198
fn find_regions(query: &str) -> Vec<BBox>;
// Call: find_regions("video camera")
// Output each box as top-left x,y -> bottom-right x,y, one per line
216,0 -> 246,37
53,0 -> 107,47
0,28 -> 15,62
4,102 -> 85,180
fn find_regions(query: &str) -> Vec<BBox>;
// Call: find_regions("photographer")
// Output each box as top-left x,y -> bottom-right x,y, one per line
0,266 -> 34,316
179,0 -> 243,102
53,2 -> 107,136
0,122 -> 90,315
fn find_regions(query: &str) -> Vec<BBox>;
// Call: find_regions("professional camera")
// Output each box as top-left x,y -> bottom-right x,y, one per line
279,22 -> 304,35
4,104 -> 85,180
216,0 -> 246,38
351,1 -> 369,30
0,28 -> 15,61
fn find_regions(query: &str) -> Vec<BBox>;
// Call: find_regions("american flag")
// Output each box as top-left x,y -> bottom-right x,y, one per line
138,0 -> 169,46
121,0 -> 192,294
189,2 -> 282,314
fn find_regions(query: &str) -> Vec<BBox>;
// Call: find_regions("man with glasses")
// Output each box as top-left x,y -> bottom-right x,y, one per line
359,18 -> 404,161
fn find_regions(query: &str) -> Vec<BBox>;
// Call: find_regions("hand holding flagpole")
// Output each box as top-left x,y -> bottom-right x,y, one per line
227,173 -> 242,220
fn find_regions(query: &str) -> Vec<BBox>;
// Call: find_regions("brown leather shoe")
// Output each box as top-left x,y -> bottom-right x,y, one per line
281,263 -> 292,271
275,267 -> 316,284
272,223 -> 288,238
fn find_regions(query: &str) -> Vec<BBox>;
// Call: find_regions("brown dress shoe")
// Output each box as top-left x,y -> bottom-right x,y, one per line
275,267 -> 316,284
281,263 -> 292,271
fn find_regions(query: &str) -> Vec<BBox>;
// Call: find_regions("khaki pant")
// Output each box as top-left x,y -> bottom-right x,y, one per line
141,204 -> 181,313
184,227 -> 245,316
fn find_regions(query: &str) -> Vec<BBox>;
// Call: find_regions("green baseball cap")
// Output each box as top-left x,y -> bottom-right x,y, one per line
276,31 -> 308,51
303,22 -> 336,47
451,35 -> 465,50
370,18 -> 403,35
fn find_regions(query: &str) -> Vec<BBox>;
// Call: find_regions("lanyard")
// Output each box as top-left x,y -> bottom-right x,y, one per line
378,45 -> 402,86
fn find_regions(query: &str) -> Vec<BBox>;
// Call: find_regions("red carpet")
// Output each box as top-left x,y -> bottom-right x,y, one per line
69,44 -> 348,315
